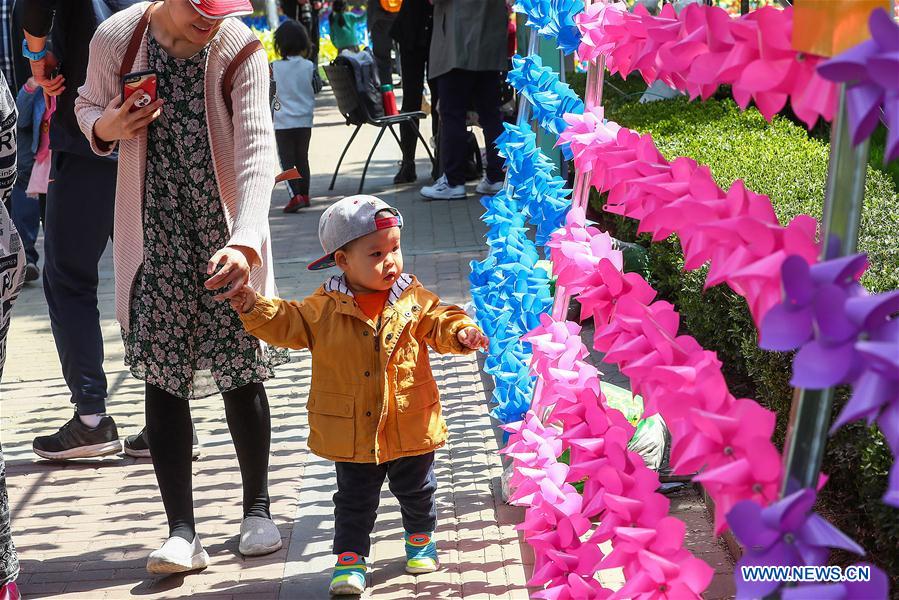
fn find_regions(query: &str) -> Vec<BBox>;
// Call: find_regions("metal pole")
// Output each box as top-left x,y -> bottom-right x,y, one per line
779,84 -> 870,496
528,0 -> 606,414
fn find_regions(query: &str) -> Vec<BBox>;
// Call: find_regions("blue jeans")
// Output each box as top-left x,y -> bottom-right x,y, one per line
10,183 -> 42,266
43,151 -> 116,416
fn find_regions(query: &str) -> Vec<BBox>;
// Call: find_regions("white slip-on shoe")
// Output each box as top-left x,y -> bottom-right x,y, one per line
420,175 -> 466,200
146,535 -> 210,574
239,516 -> 283,557
475,176 -> 504,195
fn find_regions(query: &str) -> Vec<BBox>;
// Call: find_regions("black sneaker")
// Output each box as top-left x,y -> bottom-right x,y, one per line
32,413 -> 121,460
124,426 -> 201,460
24,262 -> 39,282
393,161 -> 417,184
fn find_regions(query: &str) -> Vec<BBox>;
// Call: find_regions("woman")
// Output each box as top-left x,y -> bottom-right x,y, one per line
75,0 -> 287,574
1,70 -> 26,600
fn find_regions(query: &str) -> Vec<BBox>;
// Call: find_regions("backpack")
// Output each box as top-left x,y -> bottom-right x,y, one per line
121,4 -> 275,117
333,50 -> 384,124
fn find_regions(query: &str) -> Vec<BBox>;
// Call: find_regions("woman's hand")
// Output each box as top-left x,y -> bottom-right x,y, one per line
29,51 -> 65,96
93,93 -> 164,143
227,284 -> 258,314
205,246 -> 253,301
457,327 -> 489,351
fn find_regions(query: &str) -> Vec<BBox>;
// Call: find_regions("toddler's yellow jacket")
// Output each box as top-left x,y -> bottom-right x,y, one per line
240,274 -> 479,464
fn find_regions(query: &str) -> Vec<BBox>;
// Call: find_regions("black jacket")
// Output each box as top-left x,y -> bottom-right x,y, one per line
22,0 -> 141,156
389,0 -> 432,51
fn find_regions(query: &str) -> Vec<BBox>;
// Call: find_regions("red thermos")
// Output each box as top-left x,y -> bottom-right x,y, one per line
381,84 -> 398,116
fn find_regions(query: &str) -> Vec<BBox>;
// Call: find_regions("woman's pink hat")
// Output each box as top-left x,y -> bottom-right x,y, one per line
188,0 -> 254,19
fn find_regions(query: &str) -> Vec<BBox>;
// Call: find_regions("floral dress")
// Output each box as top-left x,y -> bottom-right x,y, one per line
124,35 -> 288,400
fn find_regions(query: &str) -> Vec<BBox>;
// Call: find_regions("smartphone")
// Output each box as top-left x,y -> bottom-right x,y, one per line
121,70 -> 158,112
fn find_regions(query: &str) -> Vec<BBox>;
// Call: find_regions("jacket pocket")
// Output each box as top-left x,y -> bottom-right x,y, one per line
395,379 -> 444,451
307,391 -> 355,458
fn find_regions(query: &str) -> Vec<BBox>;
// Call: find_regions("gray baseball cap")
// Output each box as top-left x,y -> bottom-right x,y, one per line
308,195 -> 404,271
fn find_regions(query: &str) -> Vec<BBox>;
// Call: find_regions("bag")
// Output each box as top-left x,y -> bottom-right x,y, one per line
333,50 -> 384,123
380,0 -> 402,13
121,4 -> 272,117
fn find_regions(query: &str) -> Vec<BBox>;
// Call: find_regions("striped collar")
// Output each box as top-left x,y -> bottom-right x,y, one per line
324,273 -> 415,306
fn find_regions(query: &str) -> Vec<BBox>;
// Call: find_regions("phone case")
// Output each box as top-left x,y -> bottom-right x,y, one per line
122,70 -> 157,112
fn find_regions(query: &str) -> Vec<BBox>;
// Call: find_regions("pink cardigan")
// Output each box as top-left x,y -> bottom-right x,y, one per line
75,2 -> 279,333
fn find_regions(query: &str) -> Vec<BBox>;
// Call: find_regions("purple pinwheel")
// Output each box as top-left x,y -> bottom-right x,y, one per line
832,289 -> 899,507
760,254 -> 867,388
727,489 -> 868,599
818,8 -> 899,164
780,563 -> 888,600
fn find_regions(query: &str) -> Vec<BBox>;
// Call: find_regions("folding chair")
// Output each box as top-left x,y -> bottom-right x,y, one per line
323,63 -> 436,194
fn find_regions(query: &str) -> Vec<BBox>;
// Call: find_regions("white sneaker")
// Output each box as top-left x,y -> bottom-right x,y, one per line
475,176 -> 504,195
146,535 -> 210,574
239,516 -> 283,557
420,175 -> 466,200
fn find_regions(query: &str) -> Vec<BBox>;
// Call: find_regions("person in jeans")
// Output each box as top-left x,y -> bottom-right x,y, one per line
76,0 -> 287,572
11,77 -> 49,283
22,0 -> 160,460
420,0 -> 508,201
226,195 -> 488,596
0,69 -> 26,600
273,19 -> 318,213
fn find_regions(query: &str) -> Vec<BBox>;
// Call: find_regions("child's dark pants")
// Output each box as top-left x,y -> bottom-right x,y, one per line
333,451 -> 437,557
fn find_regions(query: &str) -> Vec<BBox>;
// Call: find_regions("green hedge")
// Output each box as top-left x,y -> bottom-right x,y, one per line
566,74 -> 899,584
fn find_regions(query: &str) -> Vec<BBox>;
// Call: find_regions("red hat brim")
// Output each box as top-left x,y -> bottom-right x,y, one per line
189,0 -> 254,19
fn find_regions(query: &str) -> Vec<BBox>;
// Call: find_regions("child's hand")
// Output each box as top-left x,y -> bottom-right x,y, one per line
457,327 -> 489,351
227,284 -> 258,314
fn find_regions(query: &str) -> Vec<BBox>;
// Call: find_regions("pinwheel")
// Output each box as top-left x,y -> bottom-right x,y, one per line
780,563 -> 888,600
599,517 -> 714,600
818,8 -> 899,163
514,0 -> 585,55
575,3 -> 838,128
760,254 -> 868,388
507,55 -> 585,153
727,489 -> 870,599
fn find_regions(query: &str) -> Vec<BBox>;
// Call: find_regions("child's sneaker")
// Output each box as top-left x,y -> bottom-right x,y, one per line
404,532 -> 439,574
329,551 -> 367,596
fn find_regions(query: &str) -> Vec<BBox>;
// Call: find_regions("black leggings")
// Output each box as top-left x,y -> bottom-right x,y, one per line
146,382 -> 272,542
275,128 -> 312,197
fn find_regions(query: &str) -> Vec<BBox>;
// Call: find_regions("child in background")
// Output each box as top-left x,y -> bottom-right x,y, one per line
273,20 -> 320,213
328,0 -> 363,53
224,195 -> 488,597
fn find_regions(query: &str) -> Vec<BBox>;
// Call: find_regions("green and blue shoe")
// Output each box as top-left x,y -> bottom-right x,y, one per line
404,532 -> 439,574
329,551 -> 367,596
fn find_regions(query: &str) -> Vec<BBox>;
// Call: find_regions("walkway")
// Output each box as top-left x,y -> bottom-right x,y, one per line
1,91 -> 531,599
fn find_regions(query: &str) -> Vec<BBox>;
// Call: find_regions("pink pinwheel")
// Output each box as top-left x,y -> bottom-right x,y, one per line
818,8 -> 899,163
760,254 -> 869,388
694,440 -> 782,533
599,517 -> 713,600
727,489 -> 866,599
671,398 -> 777,475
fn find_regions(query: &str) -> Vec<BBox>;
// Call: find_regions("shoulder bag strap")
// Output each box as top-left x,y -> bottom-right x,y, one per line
120,3 -> 156,78
222,39 -> 264,117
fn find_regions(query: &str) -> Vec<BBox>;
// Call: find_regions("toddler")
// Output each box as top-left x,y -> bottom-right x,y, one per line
273,20 -> 320,213
227,195 -> 488,596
